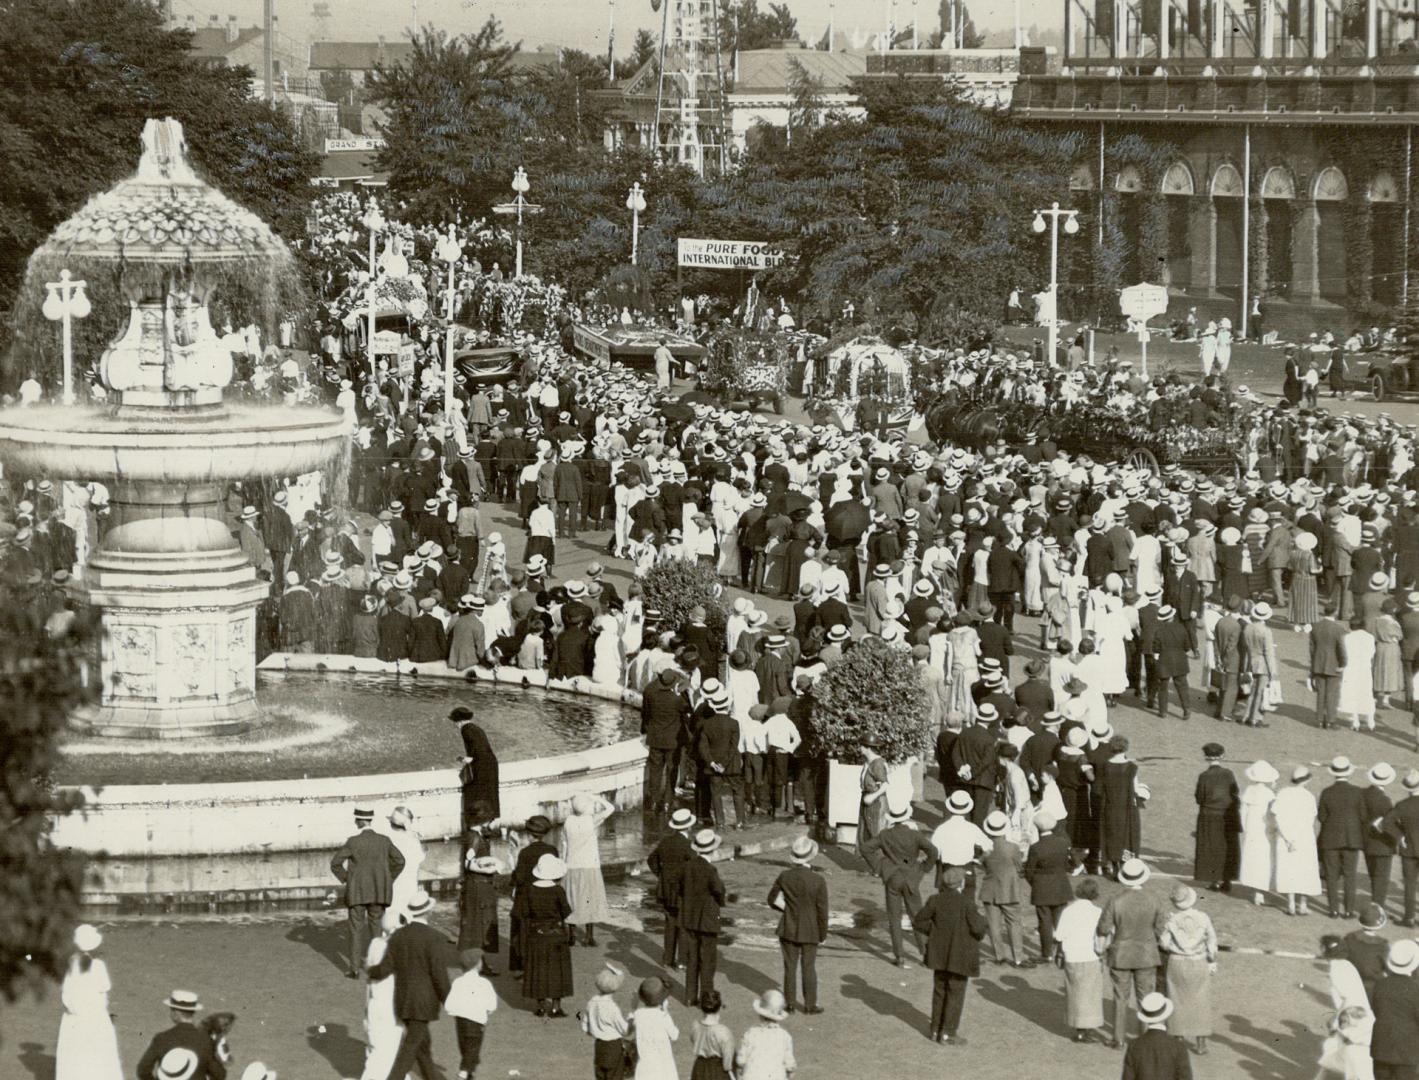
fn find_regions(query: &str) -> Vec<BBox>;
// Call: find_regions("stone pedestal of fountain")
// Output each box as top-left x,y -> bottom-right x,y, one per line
0,117 -> 348,737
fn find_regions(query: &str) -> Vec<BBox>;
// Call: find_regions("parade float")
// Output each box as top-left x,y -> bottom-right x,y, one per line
804,334 -> 924,437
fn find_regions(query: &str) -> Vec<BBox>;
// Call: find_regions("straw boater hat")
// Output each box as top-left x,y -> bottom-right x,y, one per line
945,790 -> 973,816
532,854 -> 567,881
790,835 -> 820,864
983,810 -> 1008,838
1329,756 -> 1355,779
1251,602 -> 1272,621
669,808 -> 696,832
886,789 -> 914,823
1118,858 -> 1151,887
1170,884 -> 1197,910
692,828 -> 721,855
406,890 -> 435,917
157,1049 -> 200,1080
73,924 -> 103,953
1388,939 -> 1419,976
1371,762 -> 1397,786
1245,760 -> 1278,784
1137,992 -> 1174,1026
163,989 -> 202,1012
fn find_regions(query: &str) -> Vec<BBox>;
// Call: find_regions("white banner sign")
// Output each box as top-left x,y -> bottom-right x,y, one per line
325,137 -> 386,153
677,238 -> 785,270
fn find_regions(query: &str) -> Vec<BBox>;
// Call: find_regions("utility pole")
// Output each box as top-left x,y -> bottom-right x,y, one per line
263,0 -> 274,104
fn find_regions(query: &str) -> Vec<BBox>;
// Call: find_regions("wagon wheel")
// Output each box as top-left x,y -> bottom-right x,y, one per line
1372,373 -> 1386,402
1124,446 -> 1159,476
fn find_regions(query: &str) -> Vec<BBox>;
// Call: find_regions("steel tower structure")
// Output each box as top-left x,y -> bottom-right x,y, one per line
653,0 -> 729,178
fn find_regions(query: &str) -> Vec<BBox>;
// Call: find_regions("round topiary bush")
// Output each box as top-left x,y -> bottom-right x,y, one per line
808,637 -> 931,765
639,560 -> 730,659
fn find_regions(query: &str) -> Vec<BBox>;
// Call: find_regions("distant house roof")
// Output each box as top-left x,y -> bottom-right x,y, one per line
188,26 -> 265,61
731,49 -> 867,94
309,40 -> 563,73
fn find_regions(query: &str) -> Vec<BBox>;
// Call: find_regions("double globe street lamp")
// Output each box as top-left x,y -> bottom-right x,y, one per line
1032,201 -> 1079,367
626,181 -> 646,265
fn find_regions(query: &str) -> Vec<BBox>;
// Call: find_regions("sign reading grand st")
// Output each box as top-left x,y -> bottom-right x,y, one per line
677,238 -> 785,270
324,137 -> 387,154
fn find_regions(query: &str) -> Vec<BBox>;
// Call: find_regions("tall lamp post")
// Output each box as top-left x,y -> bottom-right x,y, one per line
626,181 -> 647,265
1032,201 -> 1079,367
435,223 -> 463,422
42,269 -> 90,405
511,167 -> 530,279
361,198 -> 385,383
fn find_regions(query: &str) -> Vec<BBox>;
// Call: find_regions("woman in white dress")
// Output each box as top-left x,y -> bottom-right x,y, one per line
1272,765 -> 1323,916
1022,529 -> 1044,615
1237,760 -> 1278,906
1339,620 -> 1377,730
386,806 -> 424,923
562,792 -> 615,946
713,484 -> 746,583
1084,574 -> 1130,699
612,470 -> 645,558
591,613 -> 624,686
55,924 -> 122,1080
361,911 -> 410,1080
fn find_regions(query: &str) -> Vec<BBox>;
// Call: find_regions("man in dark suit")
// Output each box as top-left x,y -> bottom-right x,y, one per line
767,836 -> 830,1014
1192,743 -> 1240,892
1342,903 -> 1391,1002
1120,993 -> 1193,1079
1382,769 -> 1419,927
1319,756 -> 1367,918
508,815 -> 557,973
1023,812 -> 1075,958
679,829 -> 727,1005
1166,550 -> 1205,654
1372,939 -> 1419,1078
697,692 -> 746,829
648,808 -> 694,967
986,539 -> 1024,632
641,669 -> 689,813
330,806 -> 406,978
912,866 -> 986,1045
1013,658 -> 1053,720
1151,605 -> 1193,719
134,989 -> 227,1080
368,890 -> 460,1080
1310,602 -> 1349,729
862,792 -> 936,967
950,712 -> 999,826
1020,713 -> 1062,802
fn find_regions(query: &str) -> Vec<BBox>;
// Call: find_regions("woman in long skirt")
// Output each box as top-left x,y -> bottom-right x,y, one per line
452,708 -> 501,845
1053,879 -> 1105,1042
1237,761 -> 1278,906
1097,736 -> 1141,876
1055,729 -> 1096,855
1160,885 -> 1218,1054
1272,766 -> 1323,915
945,616 -> 980,718
857,743 -> 890,850
1374,602 -> 1404,710
515,854 -> 574,1016
387,805 -> 424,924
1339,620 -> 1377,730
1289,533 -> 1321,631
561,793 -> 614,946
55,925 -> 122,1080
361,911 -> 406,1080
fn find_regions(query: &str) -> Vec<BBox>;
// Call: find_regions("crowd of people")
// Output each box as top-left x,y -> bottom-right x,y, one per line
22,219 -> 1419,1079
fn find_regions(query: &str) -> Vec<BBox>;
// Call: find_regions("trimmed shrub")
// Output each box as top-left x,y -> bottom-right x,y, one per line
808,637 -> 931,764
639,560 -> 730,659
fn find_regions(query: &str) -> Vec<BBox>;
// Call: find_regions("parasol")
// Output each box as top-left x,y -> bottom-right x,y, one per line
824,500 -> 870,542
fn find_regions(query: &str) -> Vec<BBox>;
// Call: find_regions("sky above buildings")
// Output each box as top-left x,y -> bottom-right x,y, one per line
168,0 -> 1056,53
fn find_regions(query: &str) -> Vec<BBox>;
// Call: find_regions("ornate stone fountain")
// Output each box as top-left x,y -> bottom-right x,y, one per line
0,118 -> 348,738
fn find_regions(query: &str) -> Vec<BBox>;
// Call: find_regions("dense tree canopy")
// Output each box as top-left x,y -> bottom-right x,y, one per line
0,0 -> 317,373
720,0 -> 800,53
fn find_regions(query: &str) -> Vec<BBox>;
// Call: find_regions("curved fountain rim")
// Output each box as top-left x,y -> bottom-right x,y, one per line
59,653 -> 647,804
0,404 -> 349,438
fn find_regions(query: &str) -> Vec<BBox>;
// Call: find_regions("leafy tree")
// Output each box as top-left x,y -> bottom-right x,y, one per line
807,638 -> 930,763
319,66 -> 357,106
786,58 -> 827,142
0,591 -> 99,1015
721,0 -> 800,53
638,560 -> 729,659
0,0 -> 318,383
628,28 -> 658,74
934,0 -> 985,48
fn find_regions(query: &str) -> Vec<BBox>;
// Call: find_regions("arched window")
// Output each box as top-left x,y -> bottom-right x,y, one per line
1369,170 -> 1400,203
1211,163 -> 1244,198
1260,166 -> 1295,200
1113,165 -> 1143,193
1160,161 -> 1195,196
1069,162 -> 1095,192
1314,166 -> 1349,202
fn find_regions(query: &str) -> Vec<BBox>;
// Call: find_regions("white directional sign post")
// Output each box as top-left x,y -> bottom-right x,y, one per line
1119,283 -> 1170,378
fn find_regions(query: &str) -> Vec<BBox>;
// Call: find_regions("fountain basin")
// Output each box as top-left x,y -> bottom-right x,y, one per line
55,654 -> 650,910
0,403 -> 349,482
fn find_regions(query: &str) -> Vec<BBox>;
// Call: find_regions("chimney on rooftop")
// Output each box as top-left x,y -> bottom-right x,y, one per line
226,14 -> 239,44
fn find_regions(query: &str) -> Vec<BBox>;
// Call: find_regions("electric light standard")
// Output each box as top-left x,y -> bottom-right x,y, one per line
626,181 -> 646,265
1032,201 -> 1079,367
42,269 -> 90,405
511,167 -> 530,279
360,198 -> 386,383
435,223 -> 463,421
